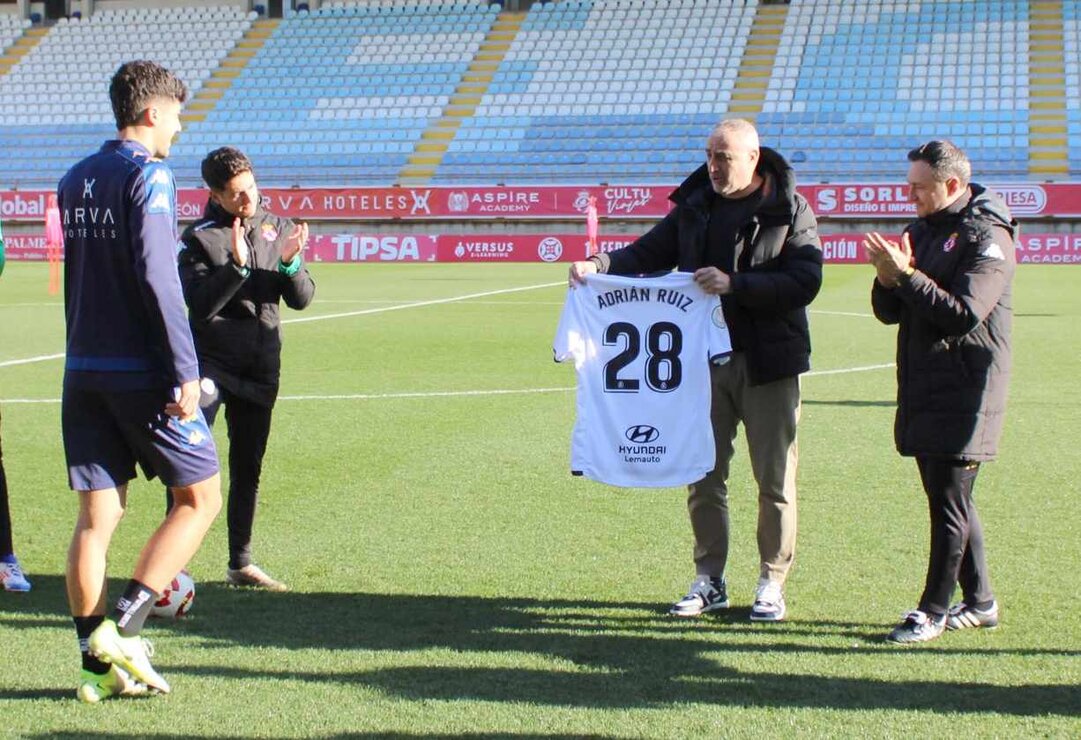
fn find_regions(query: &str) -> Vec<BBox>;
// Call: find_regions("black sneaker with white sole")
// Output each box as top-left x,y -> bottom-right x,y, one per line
886,609 -> 946,644
669,576 -> 728,617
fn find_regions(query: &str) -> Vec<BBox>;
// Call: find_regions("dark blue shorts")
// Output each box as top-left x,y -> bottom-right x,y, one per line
62,384 -> 219,490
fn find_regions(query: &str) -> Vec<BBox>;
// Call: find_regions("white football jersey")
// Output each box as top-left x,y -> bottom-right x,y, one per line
554,272 -> 732,487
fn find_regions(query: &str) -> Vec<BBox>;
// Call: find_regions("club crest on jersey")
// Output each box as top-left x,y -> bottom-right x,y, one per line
261,223 -> 279,242
943,232 -> 958,253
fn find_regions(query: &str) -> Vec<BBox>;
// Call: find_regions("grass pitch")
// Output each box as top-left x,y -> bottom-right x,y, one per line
0,262 -> 1077,738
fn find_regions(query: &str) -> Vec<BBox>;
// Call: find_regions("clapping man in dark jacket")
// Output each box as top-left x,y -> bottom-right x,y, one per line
570,119 -> 822,621
866,140 -> 1015,644
175,147 -> 315,591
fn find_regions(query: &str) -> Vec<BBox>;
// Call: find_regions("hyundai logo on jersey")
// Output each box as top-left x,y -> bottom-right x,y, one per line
625,425 -> 661,444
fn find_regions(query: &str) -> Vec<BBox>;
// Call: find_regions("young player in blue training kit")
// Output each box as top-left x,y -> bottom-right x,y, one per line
60,60 -> 222,703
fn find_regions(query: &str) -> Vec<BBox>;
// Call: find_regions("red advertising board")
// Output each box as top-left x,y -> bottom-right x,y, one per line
818,233 -> 1081,264
800,183 -> 1081,219
7,231 -> 1079,264
307,233 -> 594,263
175,186 -> 669,221
279,231 -> 1081,265
1005,233 -> 1081,264
8,182 -> 1081,222
0,191 -> 51,220
2,233 -> 51,261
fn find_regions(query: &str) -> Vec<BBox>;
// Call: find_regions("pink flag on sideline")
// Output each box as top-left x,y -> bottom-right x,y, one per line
45,193 -> 62,247
586,195 -> 599,255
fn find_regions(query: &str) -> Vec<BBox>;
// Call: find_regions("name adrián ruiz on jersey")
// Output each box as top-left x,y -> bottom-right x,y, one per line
596,286 -> 695,312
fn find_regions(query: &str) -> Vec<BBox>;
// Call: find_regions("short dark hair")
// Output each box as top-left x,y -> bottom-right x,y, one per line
201,147 -> 254,191
109,60 -> 188,130
907,140 -> 971,186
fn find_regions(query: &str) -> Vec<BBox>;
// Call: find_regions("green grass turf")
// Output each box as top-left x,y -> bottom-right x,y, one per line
0,262 -> 1077,738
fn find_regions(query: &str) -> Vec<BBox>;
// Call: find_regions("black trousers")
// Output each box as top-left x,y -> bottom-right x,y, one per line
0,409 -> 13,556
916,456 -> 994,617
206,387 -> 273,570
167,386 -> 274,570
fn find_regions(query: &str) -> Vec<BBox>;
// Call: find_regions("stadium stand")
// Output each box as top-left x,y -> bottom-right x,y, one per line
0,14 -> 30,55
170,0 -> 501,185
1061,1 -> 1081,175
760,0 -> 1032,181
435,0 -> 753,184
0,5 -> 252,188
0,0 -> 1076,187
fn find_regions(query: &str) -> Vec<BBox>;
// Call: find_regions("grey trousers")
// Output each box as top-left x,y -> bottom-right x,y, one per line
687,353 -> 801,584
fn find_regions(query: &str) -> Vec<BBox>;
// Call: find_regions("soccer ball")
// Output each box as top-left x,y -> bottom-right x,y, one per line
151,570 -> 195,619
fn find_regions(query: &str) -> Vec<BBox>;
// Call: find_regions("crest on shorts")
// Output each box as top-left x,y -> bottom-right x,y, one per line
943,232 -> 958,252
261,223 -> 279,242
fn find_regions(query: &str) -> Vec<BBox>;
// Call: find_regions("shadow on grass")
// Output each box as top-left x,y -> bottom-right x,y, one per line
180,662 -> 1078,719
0,687 -> 72,701
4,576 -> 1077,717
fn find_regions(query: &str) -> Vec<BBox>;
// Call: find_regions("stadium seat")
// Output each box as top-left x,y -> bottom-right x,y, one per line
0,0 -> 1061,187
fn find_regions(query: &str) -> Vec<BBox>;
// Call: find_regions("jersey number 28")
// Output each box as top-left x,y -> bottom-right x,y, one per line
603,321 -> 682,393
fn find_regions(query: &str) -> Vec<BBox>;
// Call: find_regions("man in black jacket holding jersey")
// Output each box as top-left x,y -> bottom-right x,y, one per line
866,140 -> 1014,644
570,119 -> 822,622
175,147 -> 315,591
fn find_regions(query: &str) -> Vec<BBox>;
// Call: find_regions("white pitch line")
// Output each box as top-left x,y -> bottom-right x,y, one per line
281,281 -> 564,325
275,363 -> 897,399
315,299 -> 565,306
459,300 -> 565,306
805,362 -> 894,377
0,352 -> 65,369
0,282 -> 566,368
0,363 -> 896,405
308,299 -> 426,305
278,387 -> 575,402
811,309 -> 875,318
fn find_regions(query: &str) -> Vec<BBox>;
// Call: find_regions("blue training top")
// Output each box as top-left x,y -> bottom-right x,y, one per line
59,139 -> 199,391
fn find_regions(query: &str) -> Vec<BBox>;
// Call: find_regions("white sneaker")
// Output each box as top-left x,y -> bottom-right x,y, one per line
749,579 -> 786,622
87,619 -> 170,694
669,575 -> 729,617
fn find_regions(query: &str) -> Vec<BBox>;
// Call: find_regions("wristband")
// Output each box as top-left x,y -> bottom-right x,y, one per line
279,254 -> 302,276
